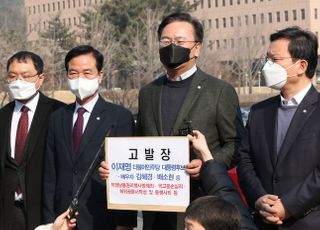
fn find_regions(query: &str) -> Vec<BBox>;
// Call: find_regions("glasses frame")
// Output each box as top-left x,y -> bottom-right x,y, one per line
6,73 -> 40,83
159,39 -> 199,47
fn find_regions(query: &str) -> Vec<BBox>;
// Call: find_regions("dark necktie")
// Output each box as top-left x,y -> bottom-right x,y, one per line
73,107 -> 86,158
15,105 -> 29,165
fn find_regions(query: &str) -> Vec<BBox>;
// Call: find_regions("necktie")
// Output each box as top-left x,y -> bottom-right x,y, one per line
73,107 -> 86,158
15,105 -> 29,165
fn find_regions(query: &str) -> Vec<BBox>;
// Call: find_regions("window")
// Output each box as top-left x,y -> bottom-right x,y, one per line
268,12 -> 272,23
63,18 -> 66,26
231,38 -> 234,48
79,0 -> 81,7
79,17 -> 82,25
237,16 -> 241,26
222,0 -> 226,6
260,13 -> 264,24
245,15 -> 249,25
194,0 -> 197,10
47,3 -> 50,12
84,0 -> 87,6
230,0 -> 233,5
276,11 -> 280,22
246,37 -> 249,47
73,0 -> 76,7
245,0 -> 248,3
223,18 -> 226,27
52,3 -> 55,11
293,10 -> 297,20
38,5 -> 40,13
202,20 -> 205,28
58,2 -> 60,10
237,0 -> 240,4
285,10 -> 288,21
68,0 -> 71,8
43,21 -> 46,29
33,6 -> 36,14
201,0 -> 204,9
215,18 -> 219,28
315,8 -> 318,19
223,39 -> 227,48
74,17 -> 77,25
209,19 -> 212,28
252,0 -> 256,2
28,7 -> 31,15
216,40 -> 220,49
252,14 -> 256,24
230,17 -> 234,27
63,1 -> 65,9
261,36 -> 265,45
68,18 -> 71,26
301,9 -> 305,20
43,4 -> 45,12
208,0 -> 211,8
215,0 -> 218,7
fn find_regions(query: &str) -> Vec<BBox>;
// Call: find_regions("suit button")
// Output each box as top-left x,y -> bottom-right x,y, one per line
273,176 -> 279,183
73,170 -> 78,174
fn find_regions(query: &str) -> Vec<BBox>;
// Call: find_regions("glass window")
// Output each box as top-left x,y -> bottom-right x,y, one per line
245,15 -> 249,25
215,18 -> 219,28
276,11 -> 280,22
315,8 -> 318,19
285,10 -> 288,21
301,9 -> 305,20
230,17 -> 234,27
208,0 -> 211,8
260,13 -> 264,24
223,18 -> 226,27
252,14 -> 256,24
293,10 -> 297,20
268,12 -> 272,23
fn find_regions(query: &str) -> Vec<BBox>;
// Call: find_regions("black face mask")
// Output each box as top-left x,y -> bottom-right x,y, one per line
159,43 -> 191,69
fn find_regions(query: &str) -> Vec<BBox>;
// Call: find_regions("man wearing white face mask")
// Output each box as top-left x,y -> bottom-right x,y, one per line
237,27 -> 320,229
42,45 -> 137,230
0,51 -> 65,230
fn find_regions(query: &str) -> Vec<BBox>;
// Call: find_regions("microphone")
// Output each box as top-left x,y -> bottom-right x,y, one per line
67,124 -> 115,220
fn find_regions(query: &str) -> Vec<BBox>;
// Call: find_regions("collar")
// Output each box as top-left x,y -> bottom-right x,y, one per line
166,65 -> 197,81
75,93 -> 99,113
14,92 -> 40,112
280,83 -> 312,106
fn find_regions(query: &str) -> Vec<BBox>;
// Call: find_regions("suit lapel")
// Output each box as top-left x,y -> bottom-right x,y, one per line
24,94 -> 51,164
264,96 -> 279,168
0,102 -> 14,167
277,87 -> 318,164
75,97 -> 107,162
171,69 -> 206,135
63,104 -> 75,163
152,77 -> 164,136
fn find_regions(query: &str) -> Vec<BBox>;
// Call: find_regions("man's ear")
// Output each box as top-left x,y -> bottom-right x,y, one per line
298,60 -> 308,76
98,71 -> 104,84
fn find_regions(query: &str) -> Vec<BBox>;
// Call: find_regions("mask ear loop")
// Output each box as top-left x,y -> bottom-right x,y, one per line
190,42 -> 200,60
285,60 -> 301,78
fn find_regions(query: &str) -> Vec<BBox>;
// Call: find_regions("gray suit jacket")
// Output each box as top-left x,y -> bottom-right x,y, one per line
137,68 -> 244,168
137,68 -> 244,229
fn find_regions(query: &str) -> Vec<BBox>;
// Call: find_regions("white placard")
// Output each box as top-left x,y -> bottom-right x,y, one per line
105,136 -> 190,212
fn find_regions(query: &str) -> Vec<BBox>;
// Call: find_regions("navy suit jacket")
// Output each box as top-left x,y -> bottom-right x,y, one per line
42,96 -> 137,230
237,86 -> 320,229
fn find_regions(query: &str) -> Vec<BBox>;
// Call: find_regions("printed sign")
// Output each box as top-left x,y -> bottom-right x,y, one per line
105,136 -> 190,212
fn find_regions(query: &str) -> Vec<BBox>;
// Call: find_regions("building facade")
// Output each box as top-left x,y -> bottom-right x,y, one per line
25,0 -> 103,41
187,0 -> 320,61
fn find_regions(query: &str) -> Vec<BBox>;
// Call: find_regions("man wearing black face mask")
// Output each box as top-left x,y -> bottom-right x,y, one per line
136,12 -> 245,230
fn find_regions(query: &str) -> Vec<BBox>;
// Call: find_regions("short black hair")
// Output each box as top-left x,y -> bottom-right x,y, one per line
7,51 -> 44,74
270,26 -> 318,78
157,12 -> 204,43
65,45 -> 104,72
185,196 -> 241,230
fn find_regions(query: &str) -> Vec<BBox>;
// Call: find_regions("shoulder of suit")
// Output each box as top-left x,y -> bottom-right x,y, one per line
98,96 -> 132,115
196,68 -> 232,88
140,74 -> 166,93
251,95 -> 279,111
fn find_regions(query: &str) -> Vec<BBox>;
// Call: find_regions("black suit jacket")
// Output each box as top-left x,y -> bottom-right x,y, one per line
137,68 -> 244,229
0,92 -> 64,230
200,160 -> 257,229
42,96 -> 137,230
237,86 -> 320,229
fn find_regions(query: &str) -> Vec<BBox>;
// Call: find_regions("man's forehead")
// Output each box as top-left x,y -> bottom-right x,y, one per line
161,21 -> 195,37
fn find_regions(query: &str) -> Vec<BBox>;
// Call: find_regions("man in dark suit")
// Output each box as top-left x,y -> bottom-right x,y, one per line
188,130 -> 257,229
136,13 -> 244,230
237,27 -> 320,229
0,51 -> 65,230
42,45 -> 137,230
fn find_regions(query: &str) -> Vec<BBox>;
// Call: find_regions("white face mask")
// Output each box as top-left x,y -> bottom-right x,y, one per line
68,77 -> 99,100
7,79 -> 38,100
262,61 -> 298,90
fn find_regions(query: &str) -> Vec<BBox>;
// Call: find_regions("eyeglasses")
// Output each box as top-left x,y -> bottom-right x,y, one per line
159,39 -> 199,47
6,73 -> 39,83
67,71 -> 97,80
260,55 -> 294,65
